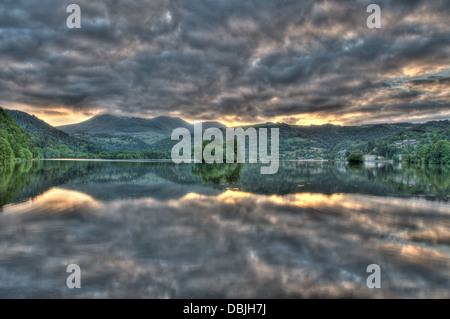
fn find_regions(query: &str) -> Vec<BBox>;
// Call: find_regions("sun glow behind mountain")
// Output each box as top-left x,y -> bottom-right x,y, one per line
0,1 -> 448,127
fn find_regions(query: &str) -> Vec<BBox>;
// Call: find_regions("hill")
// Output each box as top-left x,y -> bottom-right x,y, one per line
57,113 -> 429,157
248,122 -> 417,158
150,122 -> 425,158
3,108 -> 449,161
361,120 -> 450,159
0,107 -> 35,163
149,121 -> 449,160
5,109 -> 103,158
58,114 -> 190,135
57,114 -> 226,151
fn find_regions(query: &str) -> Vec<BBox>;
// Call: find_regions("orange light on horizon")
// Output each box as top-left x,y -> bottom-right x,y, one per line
5,102 -> 448,128
38,111 -> 99,127
3,104 -> 98,127
272,114 -> 345,126
212,115 -> 345,127
42,112 -> 350,127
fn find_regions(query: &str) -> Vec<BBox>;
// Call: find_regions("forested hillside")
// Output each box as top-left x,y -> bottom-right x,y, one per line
0,108 -> 36,163
250,122 -> 418,159
1,107 -> 449,163
150,121 -> 449,161
57,114 -> 226,151
5,109 -> 103,158
361,120 -> 450,160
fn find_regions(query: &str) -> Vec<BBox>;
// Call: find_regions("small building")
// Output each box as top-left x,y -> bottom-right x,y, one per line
364,155 -> 377,162
377,156 -> 385,160
396,139 -> 419,147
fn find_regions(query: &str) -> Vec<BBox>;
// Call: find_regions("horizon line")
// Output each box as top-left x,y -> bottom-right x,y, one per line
2,106 -> 449,129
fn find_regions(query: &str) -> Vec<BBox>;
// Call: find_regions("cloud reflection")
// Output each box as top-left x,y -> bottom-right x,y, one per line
0,187 -> 448,298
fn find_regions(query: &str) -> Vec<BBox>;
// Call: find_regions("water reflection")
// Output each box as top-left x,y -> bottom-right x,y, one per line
0,160 -> 449,298
1,160 -> 449,206
192,162 -> 243,185
3,188 -> 100,215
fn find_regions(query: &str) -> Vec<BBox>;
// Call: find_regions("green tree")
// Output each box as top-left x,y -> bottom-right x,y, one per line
404,140 -> 450,165
0,137 -> 14,163
428,140 -> 450,164
347,151 -> 364,164
0,107 -> 33,161
32,147 -> 42,159
18,148 -> 33,160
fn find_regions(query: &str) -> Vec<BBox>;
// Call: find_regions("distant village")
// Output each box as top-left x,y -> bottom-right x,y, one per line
299,138 -> 421,162
364,139 -> 419,162
395,139 -> 418,147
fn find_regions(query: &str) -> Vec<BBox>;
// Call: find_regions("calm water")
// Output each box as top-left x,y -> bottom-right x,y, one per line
0,160 -> 449,298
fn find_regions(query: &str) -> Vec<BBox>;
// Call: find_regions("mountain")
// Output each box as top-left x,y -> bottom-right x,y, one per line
264,120 -> 449,159
57,114 -> 226,135
5,109 -> 103,157
150,120 -> 450,160
0,107 -> 34,163
153,121 -> 418,153
57,114 -> 227,151
3,108 -> 449,161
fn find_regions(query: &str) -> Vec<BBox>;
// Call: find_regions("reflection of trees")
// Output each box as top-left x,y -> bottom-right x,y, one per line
234,161 -> 449,200
347,163 -> 364,172
382,164 -> 450,199
191,138 -> 244,185
0,161 -> 39,208
1,160 -> 448,209
192,162 -> 243,185
0,160 -> 98,208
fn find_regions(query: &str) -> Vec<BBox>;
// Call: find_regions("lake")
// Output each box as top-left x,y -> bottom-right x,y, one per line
0,160 -> 449,298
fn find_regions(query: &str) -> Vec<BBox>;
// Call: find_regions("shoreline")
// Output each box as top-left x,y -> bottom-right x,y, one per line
1,158 -> 446,166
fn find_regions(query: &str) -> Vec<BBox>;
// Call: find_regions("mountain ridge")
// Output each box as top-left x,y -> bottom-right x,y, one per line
57,113 -> 227,135
2,107 -> 449,161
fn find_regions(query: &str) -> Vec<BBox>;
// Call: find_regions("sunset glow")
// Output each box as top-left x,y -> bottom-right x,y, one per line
0,1 -> 448,126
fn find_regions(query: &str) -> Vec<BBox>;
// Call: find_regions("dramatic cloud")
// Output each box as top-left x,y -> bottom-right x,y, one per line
0,0 -> 449,125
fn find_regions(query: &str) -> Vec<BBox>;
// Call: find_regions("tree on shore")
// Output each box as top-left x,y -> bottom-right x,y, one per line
403,140 -> 450,165
0,137 -> 14,163
347,151 -> 364,164
0,107 -> 34,162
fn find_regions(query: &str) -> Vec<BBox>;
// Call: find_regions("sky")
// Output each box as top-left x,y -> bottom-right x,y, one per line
0,0 -> 449,127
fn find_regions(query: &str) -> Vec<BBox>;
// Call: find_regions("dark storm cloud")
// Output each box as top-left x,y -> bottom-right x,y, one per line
409,77 -> 450,86
0,0 -> 448,124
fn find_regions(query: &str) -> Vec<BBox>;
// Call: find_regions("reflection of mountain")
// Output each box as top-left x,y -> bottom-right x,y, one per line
1,160 -> 448,209
0,161 -> 222,207
62,171 -> 222,202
